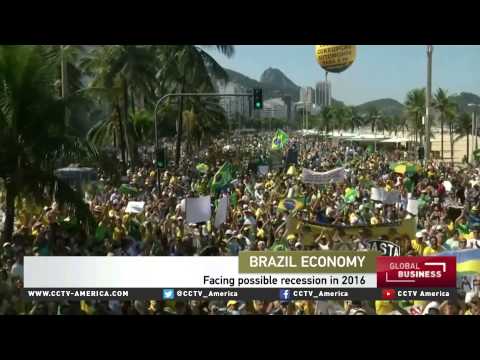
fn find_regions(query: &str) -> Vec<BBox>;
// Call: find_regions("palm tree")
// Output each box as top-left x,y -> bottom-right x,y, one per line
156,45 -> 234,166
81,47 -> 129,165
405,88 -> 426,145
433,88 -> 456,160
82,46 -> 159,165
454,112 -> 471,163
397,114 -> 408,137
319,106 -> 334,134
366,107 -> 379,134
0,46 -> 90,243
330,105 -> 346,133
183,98 -> 227,151
348,106 -> 363,133
445,104 -> 459,164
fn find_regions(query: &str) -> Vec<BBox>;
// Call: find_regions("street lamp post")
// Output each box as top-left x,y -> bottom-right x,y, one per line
425,45 -> 434,164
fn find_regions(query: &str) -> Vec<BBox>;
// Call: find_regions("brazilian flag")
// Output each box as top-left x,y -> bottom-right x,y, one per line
211,162 -> 234,193
278,197 -> 305,212
270,238 -> 288,251
344,187 -> 359,204
272,129 -> 289,151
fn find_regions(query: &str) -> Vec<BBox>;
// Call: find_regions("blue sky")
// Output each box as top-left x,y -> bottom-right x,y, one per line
206,45 -> 480,106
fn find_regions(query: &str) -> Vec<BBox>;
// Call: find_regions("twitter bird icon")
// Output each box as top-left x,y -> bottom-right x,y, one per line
162,289 -> 175,300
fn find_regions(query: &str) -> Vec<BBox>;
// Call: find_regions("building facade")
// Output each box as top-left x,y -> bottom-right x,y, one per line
315,81 -> 332,108
216,81 -> 250,119
300,86 -> 315,105
260,98 -> 288,119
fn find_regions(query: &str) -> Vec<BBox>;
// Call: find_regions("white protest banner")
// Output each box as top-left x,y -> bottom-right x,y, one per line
443,180 -> 453,193
302,167 -> 346,185
383,191 -> 401,205
186,196 -> 211,224
407,199 -> 418,216
370,187 -> 400,205
371,187 -> 382,201
214,196 -> 229,229
125,201 -> 145,214
257,165 -> 269,176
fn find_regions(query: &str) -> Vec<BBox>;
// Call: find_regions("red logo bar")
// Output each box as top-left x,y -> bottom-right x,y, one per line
381,289 -> 396,300
377,257 -> 456,288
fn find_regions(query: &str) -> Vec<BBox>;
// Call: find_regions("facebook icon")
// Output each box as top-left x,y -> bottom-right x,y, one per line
279,289 -> 291,301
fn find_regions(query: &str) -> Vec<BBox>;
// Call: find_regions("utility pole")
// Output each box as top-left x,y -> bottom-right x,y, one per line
425,45 -> 433,163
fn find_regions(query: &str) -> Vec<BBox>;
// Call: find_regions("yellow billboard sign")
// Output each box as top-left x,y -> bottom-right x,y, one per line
315,45 -> 356,73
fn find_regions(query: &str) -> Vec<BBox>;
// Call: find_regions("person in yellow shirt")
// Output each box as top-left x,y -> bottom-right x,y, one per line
423,236 -> 444,256
411,231 -> 427,255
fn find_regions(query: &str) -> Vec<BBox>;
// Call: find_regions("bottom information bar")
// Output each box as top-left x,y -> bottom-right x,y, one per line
24,288 -> 456,301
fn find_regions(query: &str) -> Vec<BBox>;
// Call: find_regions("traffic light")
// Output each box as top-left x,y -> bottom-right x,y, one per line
253,88 -> 263,110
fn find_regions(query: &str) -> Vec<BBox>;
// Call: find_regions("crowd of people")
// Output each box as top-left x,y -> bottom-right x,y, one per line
1,131 -> 480,315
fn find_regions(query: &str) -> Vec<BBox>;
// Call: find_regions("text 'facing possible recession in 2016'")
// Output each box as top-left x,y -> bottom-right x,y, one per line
238,251 -> 378,273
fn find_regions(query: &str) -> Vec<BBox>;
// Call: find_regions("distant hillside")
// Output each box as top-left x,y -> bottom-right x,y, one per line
449,92 -> 480,113
260,68 -> 300,100
223,67 -> 348,105
355,98 -> 406,117
225,68 -> 301,101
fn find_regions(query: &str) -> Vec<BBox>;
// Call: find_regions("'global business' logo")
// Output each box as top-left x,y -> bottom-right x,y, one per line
377,257 -> 456,288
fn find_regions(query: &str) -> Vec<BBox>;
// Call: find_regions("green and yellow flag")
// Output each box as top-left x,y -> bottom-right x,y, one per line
278,197 -> 305,212
344,187 -> 359,204
211,162 -> 234,193
272,129 -> 289,150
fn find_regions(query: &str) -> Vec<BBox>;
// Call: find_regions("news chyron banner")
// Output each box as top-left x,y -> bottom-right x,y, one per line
23,252 -> 458,301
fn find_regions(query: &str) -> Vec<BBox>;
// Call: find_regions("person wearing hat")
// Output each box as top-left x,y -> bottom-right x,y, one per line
286,234 -> 297,250
294,242 -> 304,251
411,230 -> 427,256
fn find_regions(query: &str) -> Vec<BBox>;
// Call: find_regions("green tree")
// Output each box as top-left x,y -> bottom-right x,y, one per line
0,46 -> 90,243
346,106 -> 362,133
454,112 -> 472,163
319,106 -> 334,134
81,47 -> 129,165
82,46 -> 159,165
366,106 -> 379,134
444,104 -> 459,164
405,88 -> 426,145
433,88 -> 456,160
156,45 -> 235,166
183,99 -> 227,151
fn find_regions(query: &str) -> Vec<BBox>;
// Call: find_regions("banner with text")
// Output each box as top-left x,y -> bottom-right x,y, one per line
302,167 -> 346,185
